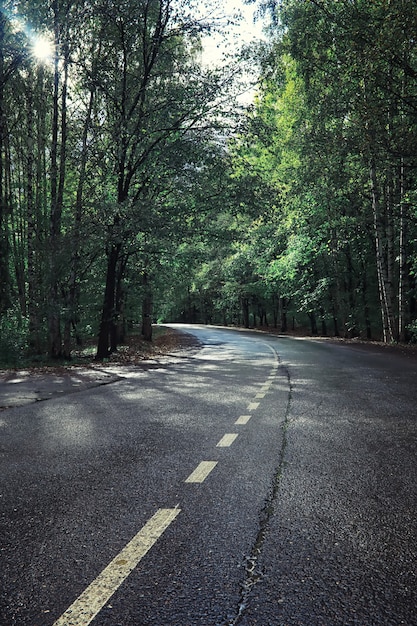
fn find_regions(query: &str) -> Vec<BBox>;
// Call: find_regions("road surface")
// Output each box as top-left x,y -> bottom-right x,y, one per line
1,325 -> 416,625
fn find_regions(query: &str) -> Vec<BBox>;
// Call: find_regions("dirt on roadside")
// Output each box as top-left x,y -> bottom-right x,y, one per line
0,327 -> 201,410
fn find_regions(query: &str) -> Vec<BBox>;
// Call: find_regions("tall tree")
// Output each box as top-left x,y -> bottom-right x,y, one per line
0,2 -> 26,315
93,0 -> 227,358
260,0 -> 417,341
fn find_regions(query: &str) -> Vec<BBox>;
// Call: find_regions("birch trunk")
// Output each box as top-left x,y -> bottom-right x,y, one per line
48,4 -> 63,358
26,70 -> 43,353
63,82 -> 96,358
0,15 -> 11,314
398,158 -> 408,342
370,159 -> 396,343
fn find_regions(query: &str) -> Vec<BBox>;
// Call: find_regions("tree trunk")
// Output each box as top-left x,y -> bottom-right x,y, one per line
370,158 -> 396,343
272,294 -> 278,328
0,15 -> 11,315
308,311 -> 318,335
96,243 -> 121,359
345,246 -> 357,337
31,67 -> 48,353
113,253 -> 129,350
26,71 -> 41,352
333,313 -> 339,338
281,297 -> 288,332
141,271 -> 153,341
241,297 -> 249,328
320,307 -> 327,336
48,6 -> 67,358
398,160 -> 408,342
63,77 -> 97,359
360,258 -> 372,340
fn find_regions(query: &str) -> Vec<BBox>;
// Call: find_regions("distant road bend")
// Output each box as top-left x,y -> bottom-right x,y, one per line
0,324 -> 416,625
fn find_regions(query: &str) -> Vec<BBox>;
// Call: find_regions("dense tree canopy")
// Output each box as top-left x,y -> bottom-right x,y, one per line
1,0 -> 417,365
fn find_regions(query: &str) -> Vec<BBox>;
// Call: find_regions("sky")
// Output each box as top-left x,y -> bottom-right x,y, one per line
20,1 -> 266,70
197,0 -> 267,67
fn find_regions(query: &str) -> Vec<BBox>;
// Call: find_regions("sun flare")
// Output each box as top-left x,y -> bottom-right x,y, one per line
32,35 -> 54,63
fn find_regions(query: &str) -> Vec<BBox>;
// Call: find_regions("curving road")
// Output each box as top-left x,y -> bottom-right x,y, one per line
0,325 -> 416,625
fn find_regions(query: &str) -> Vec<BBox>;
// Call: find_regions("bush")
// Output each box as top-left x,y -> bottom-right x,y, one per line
406,320 -> 417,343
0,308 -> 28,367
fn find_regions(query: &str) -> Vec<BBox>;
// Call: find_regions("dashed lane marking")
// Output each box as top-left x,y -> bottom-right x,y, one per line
216,433 -> 238,447
52,343 -> 280,625
185,461 -> 218,483
53,507 -> 180,626
235,415 -> 251,425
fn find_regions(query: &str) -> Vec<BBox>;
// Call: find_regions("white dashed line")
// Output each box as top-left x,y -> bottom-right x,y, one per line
185,461 -> 218,483
216,433 -> 238,447
247,402 -> 259,411
235,415 -> 251,425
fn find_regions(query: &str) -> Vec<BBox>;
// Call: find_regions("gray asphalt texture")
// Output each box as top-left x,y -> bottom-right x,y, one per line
237,335 -> 417,626
1,325 -> 416,626
0,367 -> 120,409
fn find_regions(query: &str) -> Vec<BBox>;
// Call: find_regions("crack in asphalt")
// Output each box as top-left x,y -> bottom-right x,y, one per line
223,362 -> 293,626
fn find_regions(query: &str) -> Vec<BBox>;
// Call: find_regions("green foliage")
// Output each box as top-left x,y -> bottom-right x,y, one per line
2,0 -> 417,356
406,320 -> 417,344
0,308 -> 28,367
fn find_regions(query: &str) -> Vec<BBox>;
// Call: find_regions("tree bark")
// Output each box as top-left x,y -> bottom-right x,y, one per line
63,78 -> 96,359
141,271 -> 153,341
26,70 -> 41,352
0,14 -> 11,314
398,159 -> 408,342
370,158 -> 396,343
280,297 -> 288,332
241,296 -> 250,328
48,3 -> 67,358
308,311 -> 318,335
112,253 -> 129,350
96,243 -> 121,359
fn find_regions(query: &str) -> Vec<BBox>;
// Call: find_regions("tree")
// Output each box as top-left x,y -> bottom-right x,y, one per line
0,2 -> 27,315
258,0 -> 417,341
92,0 -> 231,358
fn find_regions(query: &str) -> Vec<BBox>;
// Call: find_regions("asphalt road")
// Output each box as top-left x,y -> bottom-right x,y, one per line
1,325 -> 416,626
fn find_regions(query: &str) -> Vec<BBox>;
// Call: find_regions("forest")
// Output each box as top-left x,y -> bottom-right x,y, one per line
1,0 -> 417,365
